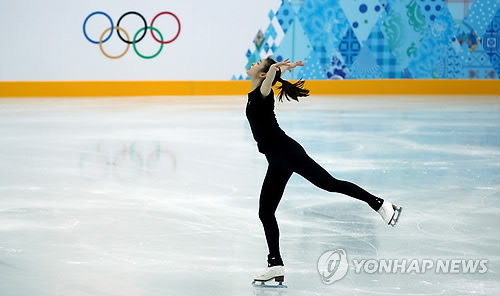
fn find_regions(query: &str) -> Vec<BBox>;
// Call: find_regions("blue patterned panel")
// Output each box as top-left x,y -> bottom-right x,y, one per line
265,22 -> 278,40
401,67 -> 414,78
416,0 -> 446,26
295,51 -> 328,80
378,0 -> 391,15
439,45 -> 464,78
462,0 -> 500,37
446,0 -> 475,25
346,45 -> 383,78
408,7 -> 456,78
273,18 -> 313,80
338,28 -> 362,67
239,0 -> 500,79
291,0 -> 303,14
483,8 -> 500,78
381,0 -> 428,70
339,0 -> 384,43
456,22 -> 480,52
326,52 -> 348,79
254,30 -> 265,51
298,0 -> 350,57
461,44 -> 498,79
268,9 -> 275,21
276,0 -> 296,34
366,24 -> 403,78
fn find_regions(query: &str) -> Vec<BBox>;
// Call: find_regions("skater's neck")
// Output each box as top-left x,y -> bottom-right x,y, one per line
250,78 -> 264,93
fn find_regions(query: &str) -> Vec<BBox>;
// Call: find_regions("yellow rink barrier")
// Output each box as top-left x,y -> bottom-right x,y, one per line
0,80 -> 499,97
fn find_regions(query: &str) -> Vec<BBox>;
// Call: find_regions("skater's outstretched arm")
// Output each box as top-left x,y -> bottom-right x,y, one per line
260,59 -> 291,97
247,56 -> 308,101
260,59 -> 290,98
260,59 -> 307,98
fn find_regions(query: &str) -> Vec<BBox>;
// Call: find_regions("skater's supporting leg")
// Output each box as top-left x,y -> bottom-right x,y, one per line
258,162 -> 293,265
291,151 -> 383,211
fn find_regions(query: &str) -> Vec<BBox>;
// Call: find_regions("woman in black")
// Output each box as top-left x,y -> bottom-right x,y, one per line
247,57 -> 402,285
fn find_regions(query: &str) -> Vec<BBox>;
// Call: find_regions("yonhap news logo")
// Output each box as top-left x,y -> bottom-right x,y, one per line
317,249 -> 489,285
82,11 -> 181,59
317,249 -> 349,284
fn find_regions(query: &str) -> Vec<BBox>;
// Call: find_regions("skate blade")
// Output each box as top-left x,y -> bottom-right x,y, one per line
389,206 -> 402,227
252,276 -> 287,288
252,281 -> 287,289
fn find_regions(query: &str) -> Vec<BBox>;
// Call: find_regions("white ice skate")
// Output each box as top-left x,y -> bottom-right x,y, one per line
252,266 -> 287,288
377,201 -> 402,227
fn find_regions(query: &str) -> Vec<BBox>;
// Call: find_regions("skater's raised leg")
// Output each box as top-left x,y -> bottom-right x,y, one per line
290,149 -> 384,211
288,147 -> 402,225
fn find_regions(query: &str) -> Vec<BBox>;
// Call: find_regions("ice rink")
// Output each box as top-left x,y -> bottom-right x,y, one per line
0,95 -> 499,296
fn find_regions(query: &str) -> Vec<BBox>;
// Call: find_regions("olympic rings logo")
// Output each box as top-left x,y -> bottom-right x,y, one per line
83,11 -> 181,59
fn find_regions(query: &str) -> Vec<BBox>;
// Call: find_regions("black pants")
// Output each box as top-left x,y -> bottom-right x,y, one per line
258,137 -> 383,265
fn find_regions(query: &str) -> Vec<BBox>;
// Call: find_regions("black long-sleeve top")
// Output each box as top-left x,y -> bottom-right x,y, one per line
245,86 -> 287,153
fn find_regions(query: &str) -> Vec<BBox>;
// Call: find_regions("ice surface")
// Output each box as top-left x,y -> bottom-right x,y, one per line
0,95 -> 499,296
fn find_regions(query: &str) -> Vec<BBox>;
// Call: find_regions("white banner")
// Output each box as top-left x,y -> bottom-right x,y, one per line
0,0 -> 281,81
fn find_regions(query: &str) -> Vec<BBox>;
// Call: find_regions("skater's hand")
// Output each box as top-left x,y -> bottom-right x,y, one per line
281,60 -> 305,73
269,58 -> 291,73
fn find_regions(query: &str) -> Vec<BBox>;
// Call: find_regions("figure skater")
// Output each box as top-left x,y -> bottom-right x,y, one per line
246,57 -> 402,286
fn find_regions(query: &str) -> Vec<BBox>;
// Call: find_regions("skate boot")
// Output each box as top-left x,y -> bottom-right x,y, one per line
377,201 -> 402,227
252,255 -> 287,288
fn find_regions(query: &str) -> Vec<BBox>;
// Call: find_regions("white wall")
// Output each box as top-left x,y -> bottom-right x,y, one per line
0,0 -> 281,81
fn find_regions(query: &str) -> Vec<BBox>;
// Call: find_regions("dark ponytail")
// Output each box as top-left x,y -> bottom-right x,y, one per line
263,57 -> 310,102
275,72 -> 309,102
